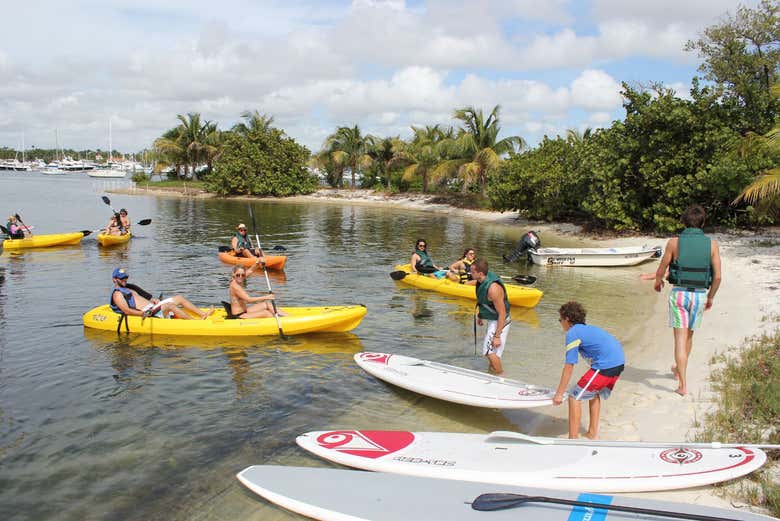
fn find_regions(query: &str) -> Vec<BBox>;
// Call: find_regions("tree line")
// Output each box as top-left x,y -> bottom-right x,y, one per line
147,0 -> 778,232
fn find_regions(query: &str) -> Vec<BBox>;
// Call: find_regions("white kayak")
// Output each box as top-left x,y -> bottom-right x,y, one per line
529,245 -> 661,267
296,430 -> 768,493
354,352 -> 555,409
237,465 -> 775,521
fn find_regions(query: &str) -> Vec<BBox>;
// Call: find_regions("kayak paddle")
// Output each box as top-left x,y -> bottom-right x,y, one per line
471,493 -> 741,521
390,270 -> 537,285
249,204 -> 287,340
14,213 -> 33,236
218,245 -> 286,253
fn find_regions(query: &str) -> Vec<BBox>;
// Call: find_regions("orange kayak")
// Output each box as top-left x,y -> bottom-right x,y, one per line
218,250 -> 287,270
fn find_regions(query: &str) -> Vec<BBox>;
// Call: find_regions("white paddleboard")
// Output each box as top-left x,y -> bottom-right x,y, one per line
237,465 -> 774,521
296,430 -> 767,493
354,352 -> 555,409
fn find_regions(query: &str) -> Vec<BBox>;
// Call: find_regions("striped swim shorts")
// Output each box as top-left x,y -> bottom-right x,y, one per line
668,287 -> 707,330
569,367 -> 623,401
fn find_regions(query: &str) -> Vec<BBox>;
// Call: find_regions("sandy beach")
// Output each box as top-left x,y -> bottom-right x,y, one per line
118,185 -> 780,514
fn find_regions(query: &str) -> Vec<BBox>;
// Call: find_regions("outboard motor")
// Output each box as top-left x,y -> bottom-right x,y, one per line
503,231 -> 541,263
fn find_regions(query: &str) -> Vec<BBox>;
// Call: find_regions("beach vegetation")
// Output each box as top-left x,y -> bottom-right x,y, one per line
319,125 -> 374,188
154,113 -> 220,182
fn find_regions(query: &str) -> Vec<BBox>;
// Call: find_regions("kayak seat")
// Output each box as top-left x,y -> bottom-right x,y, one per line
221,301 -> 241,320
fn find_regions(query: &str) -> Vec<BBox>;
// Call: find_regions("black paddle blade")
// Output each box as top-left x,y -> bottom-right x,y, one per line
14,213 -> 24,223
218,246 -> 232,253
137,219 -> 152,226
81,230 -> 93,237
101,195 -> 111,205
472,493 -> 532,511
512,275 -> 537,285
0,225 -> 9,235
389,270 -> 407,281
272,245 -> 287,251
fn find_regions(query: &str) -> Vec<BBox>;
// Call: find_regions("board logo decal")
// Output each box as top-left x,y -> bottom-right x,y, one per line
315,430 -> 414,459
358,352 -> 391,364
659,448 -> 703,464
516,388 -> 547,396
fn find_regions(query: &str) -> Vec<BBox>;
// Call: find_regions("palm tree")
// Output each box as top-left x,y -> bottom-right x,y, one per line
391,125 -> 450,192
565,127 -> 593,144
233,110 -> 275,135
153,127 -> 185,178
431,105 -> 526,195
366,135 -> 402,189
321,125 -> 373,188
175,113 -> 220,181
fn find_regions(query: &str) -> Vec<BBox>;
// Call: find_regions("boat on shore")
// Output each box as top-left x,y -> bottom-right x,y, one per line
528,245 -> 662,267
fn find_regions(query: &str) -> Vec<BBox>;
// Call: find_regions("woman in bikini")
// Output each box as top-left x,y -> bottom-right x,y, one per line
228,263 -> 288,318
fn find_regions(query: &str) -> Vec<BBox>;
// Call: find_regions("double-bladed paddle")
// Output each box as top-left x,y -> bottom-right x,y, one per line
218,245 -> 286,253
14,213 -> 33,236
390,270 -> 537,285
471,493 -> 742,521
249,204 -> 287,340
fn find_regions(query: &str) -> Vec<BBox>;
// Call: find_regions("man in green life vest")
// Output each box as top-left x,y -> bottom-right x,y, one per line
654,205 -> 721,397
472,259 -> 511,375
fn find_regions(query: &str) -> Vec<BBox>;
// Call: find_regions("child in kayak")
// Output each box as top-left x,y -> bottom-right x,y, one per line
553,301 -> 625,439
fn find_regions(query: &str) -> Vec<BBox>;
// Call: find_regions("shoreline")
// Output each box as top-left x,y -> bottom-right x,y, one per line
116,184 -> 779,513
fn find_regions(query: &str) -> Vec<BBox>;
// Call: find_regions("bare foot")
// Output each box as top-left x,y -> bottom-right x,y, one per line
201,306 -> 215,320
674,387 -> 687,396
671,365 -> 680,380
583,431 -> 598,440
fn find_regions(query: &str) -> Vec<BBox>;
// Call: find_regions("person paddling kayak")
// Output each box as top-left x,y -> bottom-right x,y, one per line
228,263 -> 288,318
5,215 -> 29,239
232,223 -> 265,259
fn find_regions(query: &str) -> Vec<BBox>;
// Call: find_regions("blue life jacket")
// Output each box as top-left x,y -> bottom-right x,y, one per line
110,287 -> 136,314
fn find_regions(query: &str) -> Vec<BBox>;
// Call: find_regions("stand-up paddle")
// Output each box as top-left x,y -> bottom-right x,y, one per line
14,213 -> 33,236
248,205 -> 287,340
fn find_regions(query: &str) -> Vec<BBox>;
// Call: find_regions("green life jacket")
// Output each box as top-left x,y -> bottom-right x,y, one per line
414,249 -> 434,270
668,228 -> 712,289
459,257 -> 474,283
235,232 -> 252,250
476,272 -> 510,321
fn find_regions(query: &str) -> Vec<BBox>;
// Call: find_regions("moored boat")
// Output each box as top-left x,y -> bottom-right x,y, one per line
82,304 -> 367,336
2,231 -> 88,249
218,250 -> 287,270
392,264 -> 543,308
528,246 -> 661,267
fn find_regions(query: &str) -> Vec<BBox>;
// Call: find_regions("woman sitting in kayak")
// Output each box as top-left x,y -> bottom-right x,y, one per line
229,263 -> 289,319
446,248 -> 477,285
410,239 -> 446,278
5,215 -> 30,239
104,215 -> 123,236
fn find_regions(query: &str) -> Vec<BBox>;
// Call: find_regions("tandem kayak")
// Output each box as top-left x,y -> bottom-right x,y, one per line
2,231 -> 88,250
218,250 -> 287,270
97,232 -> 132,246
392,264 -> 543,308
82,304 -> 367,336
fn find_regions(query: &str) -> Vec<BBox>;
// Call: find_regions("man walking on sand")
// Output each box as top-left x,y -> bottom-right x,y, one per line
654,205 -> 721,396
553,301 -> 625,440
472,259 -> 511,375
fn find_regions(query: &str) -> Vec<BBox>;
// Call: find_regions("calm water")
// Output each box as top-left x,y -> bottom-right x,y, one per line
0,172 -> 657,520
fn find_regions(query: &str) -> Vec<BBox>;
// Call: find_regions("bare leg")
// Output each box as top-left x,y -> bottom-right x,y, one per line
584,395 -> 600,439
568,396 -> 581,439
486,353 -> 504,376
446,271 -> 459,282
170,294 -> 214,319
673,328 -> 694,396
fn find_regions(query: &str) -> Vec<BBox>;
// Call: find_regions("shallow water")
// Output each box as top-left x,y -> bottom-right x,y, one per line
0,172 -> 658,520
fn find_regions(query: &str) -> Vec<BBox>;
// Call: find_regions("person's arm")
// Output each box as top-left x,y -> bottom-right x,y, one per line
246,258 -> 263,276
231,236 -> 242,253
654,238 -> 676,292
112,291 -> 144,316
125,283 -> 153,301
488,283 -> 507,349
410,253 -> 420,273
233,282 -> 274,304
553,364 -> 574,405
448,259 -> 462,274
706,240 -> 722,309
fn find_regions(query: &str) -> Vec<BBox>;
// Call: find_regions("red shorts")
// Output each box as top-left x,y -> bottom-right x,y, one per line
570,368 -> 621,400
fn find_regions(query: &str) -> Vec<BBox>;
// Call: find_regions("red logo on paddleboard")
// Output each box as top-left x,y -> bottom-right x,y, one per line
659,448 -> 703,464
315,430 -> 414,459
358,352 -> 392,364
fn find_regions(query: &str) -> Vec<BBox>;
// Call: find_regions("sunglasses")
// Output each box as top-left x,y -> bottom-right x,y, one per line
234,273 -> 246,278
417,243 -> 426,247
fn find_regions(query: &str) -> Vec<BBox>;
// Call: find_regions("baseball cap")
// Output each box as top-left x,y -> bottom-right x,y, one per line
112,267 -> 129,279
237,223 -> 247,230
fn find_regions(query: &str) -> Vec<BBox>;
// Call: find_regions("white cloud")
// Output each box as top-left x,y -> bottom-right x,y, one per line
570,70 -> 622,110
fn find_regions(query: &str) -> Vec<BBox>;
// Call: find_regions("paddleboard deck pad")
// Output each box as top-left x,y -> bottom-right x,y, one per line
355,352 -> 555,409
237,465 -> 774,521
296,430 -> 767,493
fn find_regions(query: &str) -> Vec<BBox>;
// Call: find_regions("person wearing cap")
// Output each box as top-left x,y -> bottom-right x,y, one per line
231,223 -> 264,259
110,268 -> 214,320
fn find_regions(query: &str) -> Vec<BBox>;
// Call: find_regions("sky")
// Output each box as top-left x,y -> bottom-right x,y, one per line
0,0 -> 757,155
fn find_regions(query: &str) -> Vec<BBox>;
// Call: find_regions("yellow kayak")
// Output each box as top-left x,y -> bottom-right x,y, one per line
2,231 -> 88,250
392,264 -> 543,308
97,232 -> 132,246
82,304 -> 367,336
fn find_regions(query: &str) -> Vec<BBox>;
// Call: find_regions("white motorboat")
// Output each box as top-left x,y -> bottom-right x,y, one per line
528,245 -> 662,267
87,167 -> 126,178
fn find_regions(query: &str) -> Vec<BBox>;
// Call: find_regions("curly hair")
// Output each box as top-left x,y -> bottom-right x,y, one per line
559,301 -> 586,325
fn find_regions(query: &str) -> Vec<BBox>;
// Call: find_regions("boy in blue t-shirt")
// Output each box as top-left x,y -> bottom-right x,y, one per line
553,301 -> 625,439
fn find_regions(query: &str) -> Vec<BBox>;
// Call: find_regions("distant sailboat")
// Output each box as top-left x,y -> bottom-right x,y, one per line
88,119 -> 125,178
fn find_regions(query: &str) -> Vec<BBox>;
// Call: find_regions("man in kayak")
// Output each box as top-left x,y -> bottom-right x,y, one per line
653,205 -> 721,396
232,223 -> 265,259
5,215 -> 28,239
410,239 -> 446,277
228,263 -> 288,318
446,248 -> 477,285
553,301 -> 625,439
472,259 -> 511,375
110,268 -> 214,319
